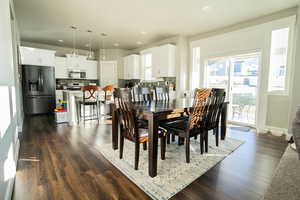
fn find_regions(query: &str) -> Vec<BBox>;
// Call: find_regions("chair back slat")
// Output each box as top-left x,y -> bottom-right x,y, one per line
140,87 -> 152,101
188,88 -> 212,131
154,86 -> 169,101
205,88 -> 226,128
131,87 -> 141,102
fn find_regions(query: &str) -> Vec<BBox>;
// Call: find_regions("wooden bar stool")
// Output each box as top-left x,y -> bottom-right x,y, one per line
79,85 -> 100,123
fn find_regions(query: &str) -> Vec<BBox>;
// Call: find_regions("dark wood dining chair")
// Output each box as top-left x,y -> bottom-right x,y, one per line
202,88 -> 226,152
79,85 -> 100,123
161,88 -> 213,163
139,86 -> 153,101
113,88 -> 167,170
154,86 -> 169,101
131,87 -> 141,102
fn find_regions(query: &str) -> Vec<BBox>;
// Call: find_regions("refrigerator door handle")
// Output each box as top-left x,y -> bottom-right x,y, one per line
40,70 -> 44,91
38,70 -> 41,91
38,69 -> 43,92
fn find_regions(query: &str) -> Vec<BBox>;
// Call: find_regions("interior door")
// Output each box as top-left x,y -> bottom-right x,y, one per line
100,61 -> 117,87
205,53 -> 260,126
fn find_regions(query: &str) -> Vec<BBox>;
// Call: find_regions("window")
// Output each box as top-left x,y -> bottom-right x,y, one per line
268,28 -> 290,92
191,47 -> 200,89
143,53 -> 152,80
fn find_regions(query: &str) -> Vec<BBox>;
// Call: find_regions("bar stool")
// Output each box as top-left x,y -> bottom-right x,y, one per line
78,85 -> 100,123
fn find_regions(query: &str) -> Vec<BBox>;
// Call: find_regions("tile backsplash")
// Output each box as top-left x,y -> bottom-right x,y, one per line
56,79 -> 99,90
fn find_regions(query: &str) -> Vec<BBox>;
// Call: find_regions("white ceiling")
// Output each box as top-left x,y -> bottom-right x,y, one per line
14,0 -> 299,50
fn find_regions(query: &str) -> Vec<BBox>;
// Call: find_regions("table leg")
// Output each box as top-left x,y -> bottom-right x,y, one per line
221,103 -> 228,140
112,104 -> 119,150
148,113 -> 158,178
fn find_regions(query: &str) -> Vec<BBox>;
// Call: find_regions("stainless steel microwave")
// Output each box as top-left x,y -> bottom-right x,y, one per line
68,70 -> 86,79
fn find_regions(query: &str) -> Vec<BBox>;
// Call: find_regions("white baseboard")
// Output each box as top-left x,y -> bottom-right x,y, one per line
263,126 -> 289,139
15,138 -> 20,161
4,138 -> 20,200
4,177 -> 15,200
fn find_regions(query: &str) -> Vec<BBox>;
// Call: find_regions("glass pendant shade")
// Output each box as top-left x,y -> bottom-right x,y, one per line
87,30 -> 94,60
70,26 -> 78,57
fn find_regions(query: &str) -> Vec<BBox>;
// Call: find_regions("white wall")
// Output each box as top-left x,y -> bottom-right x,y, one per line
289,6 -> 300,134
190,16 -> 296,132
0,0 -> 23,199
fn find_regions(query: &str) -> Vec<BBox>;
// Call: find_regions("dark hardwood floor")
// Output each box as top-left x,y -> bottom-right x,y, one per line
13,115 -> 287,200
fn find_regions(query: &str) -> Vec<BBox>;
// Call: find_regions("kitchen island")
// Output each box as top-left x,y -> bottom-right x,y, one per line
62,90 -> 113,125
63,90 -> 82,125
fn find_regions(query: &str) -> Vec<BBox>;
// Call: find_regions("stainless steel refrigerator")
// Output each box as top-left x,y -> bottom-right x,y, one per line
22,65 -> 56,115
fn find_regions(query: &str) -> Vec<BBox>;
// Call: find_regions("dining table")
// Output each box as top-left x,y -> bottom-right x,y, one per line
111,98 -> 229,178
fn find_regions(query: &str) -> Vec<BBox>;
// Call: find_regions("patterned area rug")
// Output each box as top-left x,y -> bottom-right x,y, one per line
263,146 -> 300,200
95,136 -> 243,200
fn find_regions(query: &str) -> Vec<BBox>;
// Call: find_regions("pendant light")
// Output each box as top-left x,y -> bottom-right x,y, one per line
70,26 -> 78,57
86,30 -> 94,60
100,33 -> 107,61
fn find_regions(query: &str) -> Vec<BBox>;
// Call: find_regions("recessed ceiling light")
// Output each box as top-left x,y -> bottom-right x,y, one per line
202,5 -> 211,11
141,31 -> 147,35
114,43 -> 120,47
58,39 -> 64,42
137,41 -> 143,45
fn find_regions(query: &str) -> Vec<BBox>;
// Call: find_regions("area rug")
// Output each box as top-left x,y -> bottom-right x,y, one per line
263,145 -> 300,200
230,126 -> 251,132
94,136 -> 243,200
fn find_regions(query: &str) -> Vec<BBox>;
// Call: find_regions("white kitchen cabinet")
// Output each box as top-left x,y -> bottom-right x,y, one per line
152,44 -> 176,77
66,54 -> 87,70
123,54 -> 140,79
20,46 -> 56,66
85,60 -> 98,80
54,57 -> 68,78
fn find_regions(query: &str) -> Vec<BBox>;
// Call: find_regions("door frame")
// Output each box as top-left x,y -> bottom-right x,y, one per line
204,50 -> 262,128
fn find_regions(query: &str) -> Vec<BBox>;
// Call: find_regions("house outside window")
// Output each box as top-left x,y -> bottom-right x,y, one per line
268,27 -> 290,92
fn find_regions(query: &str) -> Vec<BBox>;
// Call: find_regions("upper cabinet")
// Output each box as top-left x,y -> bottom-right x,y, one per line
85,60 -> 98,80
54,57 -> 68,79
20,46 -> 56,67
54,56 -> 98,79
21,47 -> 98,79
123,54 -> 140,79
66,54 -> 87,70
152,44 -> 176,77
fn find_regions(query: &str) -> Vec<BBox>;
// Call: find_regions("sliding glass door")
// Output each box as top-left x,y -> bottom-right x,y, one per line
205,53 -> 260,126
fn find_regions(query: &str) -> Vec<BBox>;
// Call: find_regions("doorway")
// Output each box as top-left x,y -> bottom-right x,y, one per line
205,53 -> 260,126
